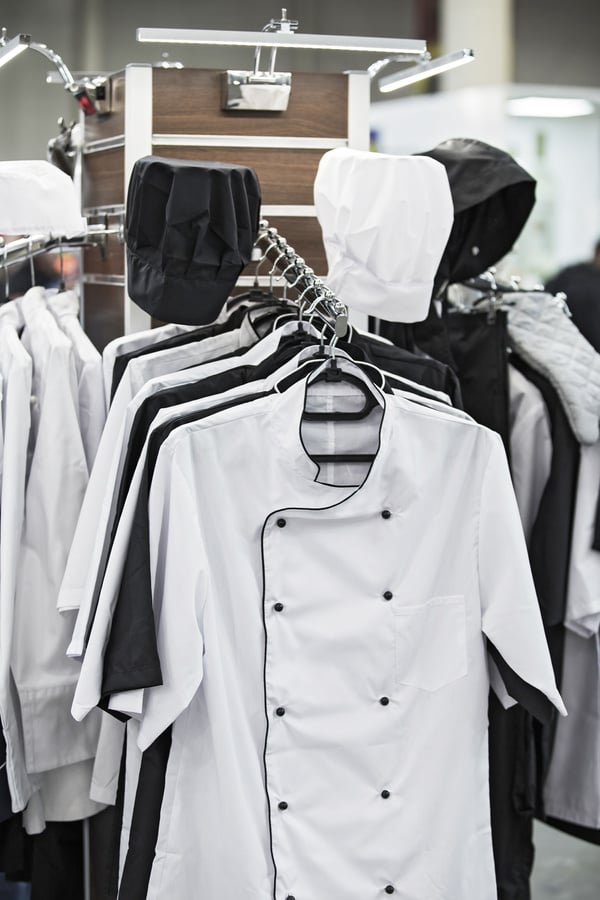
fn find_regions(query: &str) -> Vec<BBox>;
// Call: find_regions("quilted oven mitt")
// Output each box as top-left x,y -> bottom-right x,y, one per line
507,292 -> 600,445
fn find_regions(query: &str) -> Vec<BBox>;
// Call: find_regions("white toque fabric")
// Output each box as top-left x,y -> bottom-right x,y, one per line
0,160 -> 86,237
314,148 -> 454,323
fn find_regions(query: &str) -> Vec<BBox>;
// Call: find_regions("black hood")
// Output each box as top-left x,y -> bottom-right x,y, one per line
417,138 -> 536,293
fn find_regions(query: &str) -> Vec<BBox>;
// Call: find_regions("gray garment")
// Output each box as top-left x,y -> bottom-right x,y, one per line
543,440 -> 600,829
543,629 -> 600,829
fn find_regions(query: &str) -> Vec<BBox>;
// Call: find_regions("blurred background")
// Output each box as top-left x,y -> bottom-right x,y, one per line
2,0 -> 600,285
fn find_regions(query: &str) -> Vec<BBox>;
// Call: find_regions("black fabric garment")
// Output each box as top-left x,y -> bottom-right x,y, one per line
90,740 -> 127,900
511,355 -> 580,634
380,308 -> 509,451
126,156 -> 261,325
0,818 -> 87,899
488,643 -> 555,727
488,694 -> 535,900
417,138 -> 536,295
0,738 -> 13,824
117,728 -> 172,900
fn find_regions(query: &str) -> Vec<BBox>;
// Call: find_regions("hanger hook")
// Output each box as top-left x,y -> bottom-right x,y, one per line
1,239 -> 9,301
58,235 -> 65,290
28,238 -> 35,287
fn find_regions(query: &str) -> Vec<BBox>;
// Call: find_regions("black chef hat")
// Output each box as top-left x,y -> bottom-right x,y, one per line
417,138 -> 536,293
126,156 -> 262,325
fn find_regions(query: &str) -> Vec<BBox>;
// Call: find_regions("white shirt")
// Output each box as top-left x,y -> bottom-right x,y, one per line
116,365 -> 564,900
508,363 -> 553,543
13,289 -> 102,823
102,321 -> 198,407
0,310 -> 33,811
47,290 -> 106,472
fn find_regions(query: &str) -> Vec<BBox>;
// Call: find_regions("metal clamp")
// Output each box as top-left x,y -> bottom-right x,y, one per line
222,8 -> 295,111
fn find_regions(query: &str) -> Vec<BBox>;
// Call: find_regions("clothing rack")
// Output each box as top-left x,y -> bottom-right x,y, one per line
256,220 -> 349,338
0,221 -> 124,272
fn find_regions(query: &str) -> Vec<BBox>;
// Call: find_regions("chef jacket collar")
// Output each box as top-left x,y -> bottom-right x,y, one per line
268,358 -> 414,515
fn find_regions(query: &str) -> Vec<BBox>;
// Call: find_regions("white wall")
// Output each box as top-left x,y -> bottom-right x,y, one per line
370,84 -> 600,283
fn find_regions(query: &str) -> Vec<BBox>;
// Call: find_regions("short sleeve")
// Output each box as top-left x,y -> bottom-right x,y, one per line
137,446 -> 209,751
478,433 -> 567,720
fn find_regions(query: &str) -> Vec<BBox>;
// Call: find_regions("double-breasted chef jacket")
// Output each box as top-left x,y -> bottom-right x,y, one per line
92,360 -> 565,900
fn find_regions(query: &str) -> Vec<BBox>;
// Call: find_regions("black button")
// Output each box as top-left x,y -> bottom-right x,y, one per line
286,896 -> 296,900
277,518 -> 287,528
379,696 -> 390,706
381,509 -> 391,519
275,707 -> 286,717
383,591 -> 393,601
278,801 -> 288,810
385,887 -> 395,895
381,789 -> 391,799
274,602 -> 284,612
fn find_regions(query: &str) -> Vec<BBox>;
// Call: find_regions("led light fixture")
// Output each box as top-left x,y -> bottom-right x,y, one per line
378,48 -> 475,93
506,96 -> 595,118
136,27 -> 425,56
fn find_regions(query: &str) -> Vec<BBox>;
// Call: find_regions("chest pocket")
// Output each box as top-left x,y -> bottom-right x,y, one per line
392,595 -> 468,692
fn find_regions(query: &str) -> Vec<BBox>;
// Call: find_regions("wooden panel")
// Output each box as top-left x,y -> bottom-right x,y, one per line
84,71 -> 126,143
83,233 -> 124,277
153,145 -> 323,205
82,283 -> 123,351
245,216 -> 327,277
83,149 -> 124,209
153,69 -> 348,139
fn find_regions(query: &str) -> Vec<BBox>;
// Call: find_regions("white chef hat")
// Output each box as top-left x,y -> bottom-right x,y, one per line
0,160 -> 86,238
313,147 -> 454,323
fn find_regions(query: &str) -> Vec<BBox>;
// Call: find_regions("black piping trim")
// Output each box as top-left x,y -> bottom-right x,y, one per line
259,380 -> 388,897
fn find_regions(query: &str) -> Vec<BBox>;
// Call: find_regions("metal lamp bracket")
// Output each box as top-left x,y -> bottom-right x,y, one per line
222,8 -> 296,112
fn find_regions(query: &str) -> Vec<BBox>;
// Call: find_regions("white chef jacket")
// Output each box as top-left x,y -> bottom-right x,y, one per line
102,321 -> 198,406
0,312 -> 33,811
13,289 -> 102,823
542,439 -> 600,829
72,348 -> 472,722
47,290 -> 106,471
114,364 -> 564,900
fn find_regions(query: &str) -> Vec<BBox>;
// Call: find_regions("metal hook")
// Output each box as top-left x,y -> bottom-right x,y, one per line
1,239 -> 9,301
58,236 -> 65,290
28,238 -> 35,287
328,333 -> 340,359
253,234 -> 278,280
285,259 -> 307,293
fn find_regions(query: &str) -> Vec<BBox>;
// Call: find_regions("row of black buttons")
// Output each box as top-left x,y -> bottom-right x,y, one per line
279,884 -> 393,894
283,887 -> 395,896
283,889 -> 395,897
276,510 -> 392,529
274,592 -> 392,613
273,509 -> 395,898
